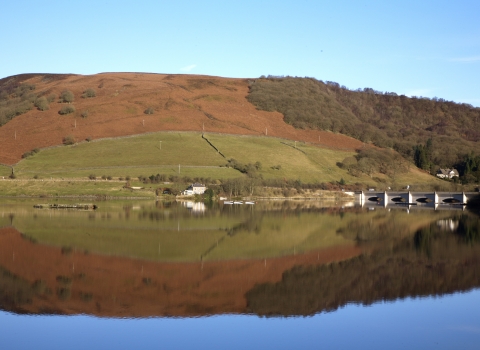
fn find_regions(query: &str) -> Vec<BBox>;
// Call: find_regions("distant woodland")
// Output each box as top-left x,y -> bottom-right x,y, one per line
248,77 -> 480,183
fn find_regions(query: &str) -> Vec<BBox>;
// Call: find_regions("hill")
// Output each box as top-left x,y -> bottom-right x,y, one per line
247,77 -> 480,182
2,131 -> 445,197
0,72 -> 477,190
0,73 -> 362,165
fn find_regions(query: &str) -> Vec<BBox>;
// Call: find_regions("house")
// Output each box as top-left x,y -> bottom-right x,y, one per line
182,183 -> 207,195
436,168 -> 459,179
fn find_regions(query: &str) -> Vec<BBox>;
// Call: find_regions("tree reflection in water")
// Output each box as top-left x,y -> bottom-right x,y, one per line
246,213 -> 480,316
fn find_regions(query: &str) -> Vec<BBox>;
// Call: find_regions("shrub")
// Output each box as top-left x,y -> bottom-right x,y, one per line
88,174 -> 96,180
60,90 -> 74,103
63,135 -> 76,145
34,97 -> 49,111
81,110 -> 89,118
144,107 -> 154,114
21,148 -> 40,159
59,105 -> 76,115
101,175 -> 107,180
47,94 -> 56,103
107,176 -> 112,180
82,88 -> 96,98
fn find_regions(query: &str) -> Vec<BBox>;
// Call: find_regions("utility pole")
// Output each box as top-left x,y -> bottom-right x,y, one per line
159,141 -> 162,150
178,164 -> 180,173
265,127 -> 267,136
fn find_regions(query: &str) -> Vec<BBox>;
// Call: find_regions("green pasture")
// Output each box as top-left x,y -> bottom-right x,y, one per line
0,165 -> 11,178
8,132 -> 443,195
0,180 -> 154,198
15,132 -> 227,178
205,134 -> 359,183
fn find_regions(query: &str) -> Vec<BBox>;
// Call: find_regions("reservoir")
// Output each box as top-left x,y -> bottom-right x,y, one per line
1,199 -> 479,349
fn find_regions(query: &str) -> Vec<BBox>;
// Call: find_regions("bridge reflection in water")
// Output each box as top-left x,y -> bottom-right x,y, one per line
355,191 -> 477,211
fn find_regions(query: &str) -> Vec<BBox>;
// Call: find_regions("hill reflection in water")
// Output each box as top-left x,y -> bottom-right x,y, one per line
0,200 -> 479,318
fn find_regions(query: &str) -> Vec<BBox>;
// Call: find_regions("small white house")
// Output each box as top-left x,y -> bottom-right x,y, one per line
436,168 -> 459,179
182,183 -> 207,195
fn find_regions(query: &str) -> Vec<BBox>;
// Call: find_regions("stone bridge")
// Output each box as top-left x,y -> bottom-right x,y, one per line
356,191 -> 477,210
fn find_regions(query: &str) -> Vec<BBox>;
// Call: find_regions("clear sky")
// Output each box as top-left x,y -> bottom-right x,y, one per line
1,0 -> 479,105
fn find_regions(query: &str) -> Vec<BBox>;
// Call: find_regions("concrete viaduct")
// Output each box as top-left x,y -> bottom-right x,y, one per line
356,191 -> 477,210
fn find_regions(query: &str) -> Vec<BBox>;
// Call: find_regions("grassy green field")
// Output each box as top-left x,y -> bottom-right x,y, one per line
4,132 -> 445,198
2,200 -> 451,262
15,132 -> 228,178
206,134 -> 358,183
0,180 -> 155,198
0,165 -> 11,178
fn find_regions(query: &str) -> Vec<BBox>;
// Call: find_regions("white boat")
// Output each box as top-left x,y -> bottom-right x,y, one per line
233,201 -> 243,204
223,201 -> 234,205
245,201 -> 255,205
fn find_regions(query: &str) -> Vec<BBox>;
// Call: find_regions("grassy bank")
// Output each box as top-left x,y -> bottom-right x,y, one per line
0,179 -> 154,198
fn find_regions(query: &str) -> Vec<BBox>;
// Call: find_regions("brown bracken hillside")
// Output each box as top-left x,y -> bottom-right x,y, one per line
0,73 -> 363,165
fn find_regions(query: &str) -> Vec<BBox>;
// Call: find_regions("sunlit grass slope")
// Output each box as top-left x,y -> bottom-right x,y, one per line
15,132 -> 227,177
0,165 -> 11,177
205,134 -> 357,182
0,180 -> 153,197
12,131 -> 438,186
13,131 -> 362,183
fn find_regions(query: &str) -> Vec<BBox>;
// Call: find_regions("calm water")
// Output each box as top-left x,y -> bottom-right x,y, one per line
1,199 -> 480,349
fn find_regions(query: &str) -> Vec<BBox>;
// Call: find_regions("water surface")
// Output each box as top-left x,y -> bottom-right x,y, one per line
1,199 -> 479,348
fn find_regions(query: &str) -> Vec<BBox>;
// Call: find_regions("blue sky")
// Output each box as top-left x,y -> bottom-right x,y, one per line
1,0 -> 479,105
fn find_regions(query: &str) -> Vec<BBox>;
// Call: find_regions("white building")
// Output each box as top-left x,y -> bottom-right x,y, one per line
436,168 -> 459,179
182,183 -> 207,195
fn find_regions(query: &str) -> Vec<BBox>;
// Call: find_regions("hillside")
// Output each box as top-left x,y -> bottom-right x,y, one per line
247,77 -> 480,180
0,73 -> 362,165
0,131 -> 444,195
1,72 -> 477,189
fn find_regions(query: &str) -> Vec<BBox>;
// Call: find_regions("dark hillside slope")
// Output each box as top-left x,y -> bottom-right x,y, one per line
248,77 -> 480,171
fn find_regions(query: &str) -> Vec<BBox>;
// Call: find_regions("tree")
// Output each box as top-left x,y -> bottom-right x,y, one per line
60,90 -> 74,103
34,97 -> 49,111
63,135 -> 76,145
59,105 -> 76,115
82,88 -> 96,98
414,145 -> 428,170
